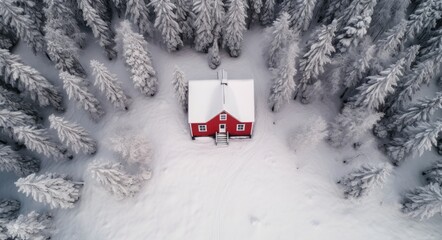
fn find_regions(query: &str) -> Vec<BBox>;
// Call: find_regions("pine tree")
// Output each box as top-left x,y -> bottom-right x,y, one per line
49,115 -> 97,155
298,20 -> 337,93
12,126 -> 70,160
368,0 -> 409,40
91,0 -> 113,23
44,27 -> 86,78
269,43 -> 298,112
88,160 -> 152,200
288,117 -> 328,152
328,106 -> 383,148
386,121 -> 442,165
5,211 -> 52,240
0,143 -> 40,176
420,29 -> 442,64
249,0 -> 262,23
259,0 -> 275,25
208,36 -> 221,69
375,20 -> 408,58
266,12 -> 293,69
112,0 -> 127,17
402,183 -> 442,220
110,135 -> 153,164
117,21 -> 158,96
0,86 -> 37,117
44,0 -> 86,47
175,0 -> 194,41
60,71 -> 105,121
322,0 -> 351,24
151,0 -> 183,52
0,21 -> 19,50
126,0 -> 153,37
90,60 -> 129,110
223,0 -> 248,57
290,0 -> 318,33
15,173 -> 82,209
172,67 -> 188,112
0,199 -> 20,220
0,49 -> 63,111
389,60 -> 435,112
0,0 -> 45,53
337,0 -> 377,30
0,109 -> 36,130
406,0 -> 442,42
192,0 -> 214,52
354,58 -> 405,110
212,0 -> 225,37
338,164 -> 392,198
423,160 -> 442,185
78,0 -> 117,59
336,15 -> 371,53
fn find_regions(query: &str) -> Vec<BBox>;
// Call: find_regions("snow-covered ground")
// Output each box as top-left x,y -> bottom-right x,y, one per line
1,27 -> 442,240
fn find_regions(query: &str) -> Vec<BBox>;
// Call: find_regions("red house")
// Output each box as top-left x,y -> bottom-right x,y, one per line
188,70 -> 255,145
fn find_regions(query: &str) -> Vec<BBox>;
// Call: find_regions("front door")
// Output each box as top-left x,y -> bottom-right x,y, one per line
219,124 -> 226,133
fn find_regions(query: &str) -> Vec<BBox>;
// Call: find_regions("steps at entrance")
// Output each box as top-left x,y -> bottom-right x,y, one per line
215,132 -> 229,146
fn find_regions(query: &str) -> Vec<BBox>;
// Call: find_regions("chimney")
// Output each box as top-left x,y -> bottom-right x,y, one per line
218,69 -> 228,85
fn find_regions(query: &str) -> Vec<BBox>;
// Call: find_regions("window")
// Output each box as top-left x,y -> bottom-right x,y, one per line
198,125 -> 207,132
220,114 -> 227,121
236,124 -> 245,131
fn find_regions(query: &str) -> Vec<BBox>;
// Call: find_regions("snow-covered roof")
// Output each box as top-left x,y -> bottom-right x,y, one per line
188,71 -> 255,123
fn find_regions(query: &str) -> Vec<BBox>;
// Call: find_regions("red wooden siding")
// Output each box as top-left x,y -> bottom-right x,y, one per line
190,111 -> 253,137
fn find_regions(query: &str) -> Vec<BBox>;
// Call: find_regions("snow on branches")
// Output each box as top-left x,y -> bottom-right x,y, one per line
402,183 -> 442,220
15,173 -> 82,209
5,211 -> 52,240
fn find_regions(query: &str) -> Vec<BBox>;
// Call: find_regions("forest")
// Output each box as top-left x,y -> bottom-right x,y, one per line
1,0 -> 442,239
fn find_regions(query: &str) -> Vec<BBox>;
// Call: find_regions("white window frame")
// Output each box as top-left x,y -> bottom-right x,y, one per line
236,124 -> 245,131
220,114 -> 227,121
198,125 -> 207,132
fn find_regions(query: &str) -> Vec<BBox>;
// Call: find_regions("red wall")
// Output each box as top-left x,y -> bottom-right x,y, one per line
190,111 -> 253,137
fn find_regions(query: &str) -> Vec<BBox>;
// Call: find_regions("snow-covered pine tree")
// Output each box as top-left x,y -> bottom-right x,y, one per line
12,126 -> 70,160
0,49 -> 63,111
49,115 -> 97,155
112,0 -> 127,17
90,60 -> 129,110
368,0 -> 409,40
110,135 -> 153,164
288,117 -> 328,152
389,60 -> 435,113
423,160 -> 442,185
212,0 -> 225,37
172,67 -> 188,112
337,0 -> 377,31
338,164 -> 392,198
0,0 -> 45,53
354,58 -> 405,110
335,15 -> 371,53
77,0 -> 117,59
328,106 -> 383,148
321,0 -> 351,24
0,86 -> 37,117
406,0 -> 442,43
192,0 -> 213,52
59,71 -> 105,121
0,143 -> 40,176
44,0 -> 86,47
44,27 -> 86,78
126,0 -> 153,37
389,92 -> 442,131
5,211 -> 52,240
0,199 -> 20,220
0,109 -> 36,130
266,12 -> 293,69
15,173 -> 82,209
17,0 -> 44,32
386,121 -> 442,165
0,21 -> 19,50
375,20 -> 408,59
298,20 -> 337,93
174,0 -> 194,41
269,43 -> 298,112
117,21 -> 158,96
151,0 -> 183,52
419,29 -> 442,64
88,160 -> 152,200
402,183 -> 442,220
208,36 -> 221,69
223,0 -> 248,57
290,0 -> 318,33
400,45 -> 420,72
259,0 -> 275,25
249,0 -> 262,24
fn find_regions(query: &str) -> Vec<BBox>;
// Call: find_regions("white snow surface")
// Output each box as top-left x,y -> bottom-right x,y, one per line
1,27 -> 442,240
188,76 -> 255,123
